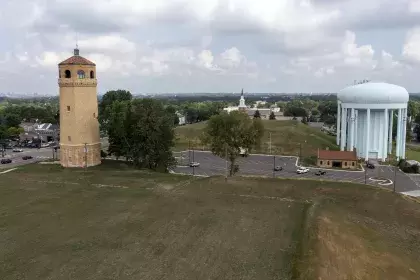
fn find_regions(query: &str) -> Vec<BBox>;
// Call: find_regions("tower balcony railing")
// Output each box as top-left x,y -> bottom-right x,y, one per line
58,78 -> 97,87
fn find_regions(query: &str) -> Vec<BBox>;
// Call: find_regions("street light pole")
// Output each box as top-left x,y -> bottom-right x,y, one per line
269,132 -> 272,154
299,143 -> 302,165
273,155 -> 275,178
192,143 -> 195,176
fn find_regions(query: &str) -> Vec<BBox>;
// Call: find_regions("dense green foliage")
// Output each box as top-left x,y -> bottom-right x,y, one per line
201,111 -> 264,175
104,95 -> 176,171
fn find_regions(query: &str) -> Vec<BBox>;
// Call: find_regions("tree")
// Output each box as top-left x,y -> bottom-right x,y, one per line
4,113 -> 21,128
201,111 -> 264,176
301,116 -> 308,125
127,99 -> 176,171
99,90 -> 132,131
254,110 -> 261,119
7,127 -> 24,138
269,111 -> 276,120
107,101 -> 131,160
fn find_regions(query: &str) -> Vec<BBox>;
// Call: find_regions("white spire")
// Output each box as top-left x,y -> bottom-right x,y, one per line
239,89 -> 246,108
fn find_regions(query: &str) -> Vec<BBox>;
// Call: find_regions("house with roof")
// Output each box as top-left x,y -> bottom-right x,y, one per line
317,149 -> 358,170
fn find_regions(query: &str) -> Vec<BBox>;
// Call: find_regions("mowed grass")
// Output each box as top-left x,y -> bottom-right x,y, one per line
1,161 -> 420,279
175,120 -> 338,157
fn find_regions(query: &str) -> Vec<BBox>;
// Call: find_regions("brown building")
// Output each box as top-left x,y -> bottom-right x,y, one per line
58,48 -> 101,168
317,149 -> 358,169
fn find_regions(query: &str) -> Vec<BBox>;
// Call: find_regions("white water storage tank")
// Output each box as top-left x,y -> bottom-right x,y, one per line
336,82 -> 409,161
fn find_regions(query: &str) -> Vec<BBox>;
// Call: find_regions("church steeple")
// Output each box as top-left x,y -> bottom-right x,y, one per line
239,89 -> 246,110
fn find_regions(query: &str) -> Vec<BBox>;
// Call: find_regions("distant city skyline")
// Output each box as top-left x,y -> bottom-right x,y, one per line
1,0 -> 420,95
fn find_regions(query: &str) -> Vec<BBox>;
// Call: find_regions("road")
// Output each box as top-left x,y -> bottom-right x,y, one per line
0,148 -> 57,169
173,150 -> 420,195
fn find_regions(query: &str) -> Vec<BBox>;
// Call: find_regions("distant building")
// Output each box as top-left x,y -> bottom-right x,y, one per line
176,112 -> 186,125
19,122 -> 59,142
223,89 -> 283,119
317,149 -> 358,170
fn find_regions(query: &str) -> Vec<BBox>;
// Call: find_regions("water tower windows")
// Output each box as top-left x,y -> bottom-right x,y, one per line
90,70 -> 95,79
64,70 -> 71,78
68,136 -> 71,141
77,70 -> 85,79
67,106 -> 70,112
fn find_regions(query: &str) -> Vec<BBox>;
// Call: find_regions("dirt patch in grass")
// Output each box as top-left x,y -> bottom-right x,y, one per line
1,164 -> 420,279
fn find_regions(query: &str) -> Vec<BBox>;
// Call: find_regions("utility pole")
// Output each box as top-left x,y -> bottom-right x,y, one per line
84,143 -> 88,169
188,140 -> 191,164
273,155 -> 275,178
192,143 -> 195,176
299,142 -> 302,165
269,132 -> 272,154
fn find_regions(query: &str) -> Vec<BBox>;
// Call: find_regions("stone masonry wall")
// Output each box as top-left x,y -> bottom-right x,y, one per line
60,143 -> 101,168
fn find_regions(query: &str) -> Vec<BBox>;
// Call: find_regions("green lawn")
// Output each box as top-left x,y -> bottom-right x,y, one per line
1,161 -> 420,279
175,120 -> 338,157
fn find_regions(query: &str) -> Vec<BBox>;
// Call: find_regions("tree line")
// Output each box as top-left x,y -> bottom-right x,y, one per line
0,102 -> 59,142
99,90 -> 177,171
99,90 -> 265,175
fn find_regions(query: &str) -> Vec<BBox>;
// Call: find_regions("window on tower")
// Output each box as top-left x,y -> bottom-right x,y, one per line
90,70 -> 95,79
67,106 -> 70,112
64,70 -> 71,78
77,70 -> 85,79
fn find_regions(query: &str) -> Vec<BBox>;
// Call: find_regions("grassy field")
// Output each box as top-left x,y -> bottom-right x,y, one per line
175,120 -> 338,158
1,161 -> 420,279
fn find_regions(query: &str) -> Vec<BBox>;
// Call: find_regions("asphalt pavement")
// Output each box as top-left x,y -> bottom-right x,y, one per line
173,150 -> 420,194
0,148 -> 57,169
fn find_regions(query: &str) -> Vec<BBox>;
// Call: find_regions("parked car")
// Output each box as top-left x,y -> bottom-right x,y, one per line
22,155 -> 33,160
297,167 -> 309,174
12,148 -> 23,152
274,166 -> 283,171
189,162 -> 200,167
1,158 -> 12,164
366,162 -> 375,169
315,170 -> 326,176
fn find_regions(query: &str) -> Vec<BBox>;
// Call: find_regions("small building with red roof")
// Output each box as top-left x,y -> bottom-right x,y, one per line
317,149 -> 358,169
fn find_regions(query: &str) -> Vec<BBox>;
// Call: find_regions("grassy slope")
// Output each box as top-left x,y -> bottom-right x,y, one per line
175,120 -> 338,157
1,161 -> 420,279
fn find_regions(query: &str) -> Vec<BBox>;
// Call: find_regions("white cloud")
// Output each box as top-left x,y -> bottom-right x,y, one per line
0,0 -> 420,94
402,27 -> 420,64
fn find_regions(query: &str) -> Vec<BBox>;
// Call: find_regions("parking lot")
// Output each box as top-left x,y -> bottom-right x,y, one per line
172,150 -> 420,194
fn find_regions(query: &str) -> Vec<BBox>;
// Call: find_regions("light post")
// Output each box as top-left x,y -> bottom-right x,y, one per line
269,132 -> 272,154
273,155 -> 275,178
192,142 -> 195,176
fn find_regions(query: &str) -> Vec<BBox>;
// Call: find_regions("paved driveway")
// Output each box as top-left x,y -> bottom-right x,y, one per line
173,150 -> 420,194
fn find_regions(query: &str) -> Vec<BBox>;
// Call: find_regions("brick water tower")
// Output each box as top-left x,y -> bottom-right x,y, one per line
58,48 -> 101,167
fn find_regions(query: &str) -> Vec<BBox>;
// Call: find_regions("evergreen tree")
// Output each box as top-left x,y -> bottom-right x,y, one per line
269,111 -> 276,120
253,110 -> 261,119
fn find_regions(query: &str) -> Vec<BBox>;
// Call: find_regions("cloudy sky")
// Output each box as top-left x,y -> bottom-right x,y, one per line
1,0 -> 420,95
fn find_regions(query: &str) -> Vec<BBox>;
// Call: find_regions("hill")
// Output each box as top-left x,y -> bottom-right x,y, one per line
0,161 -> 419,279
175,120 -> 338,158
